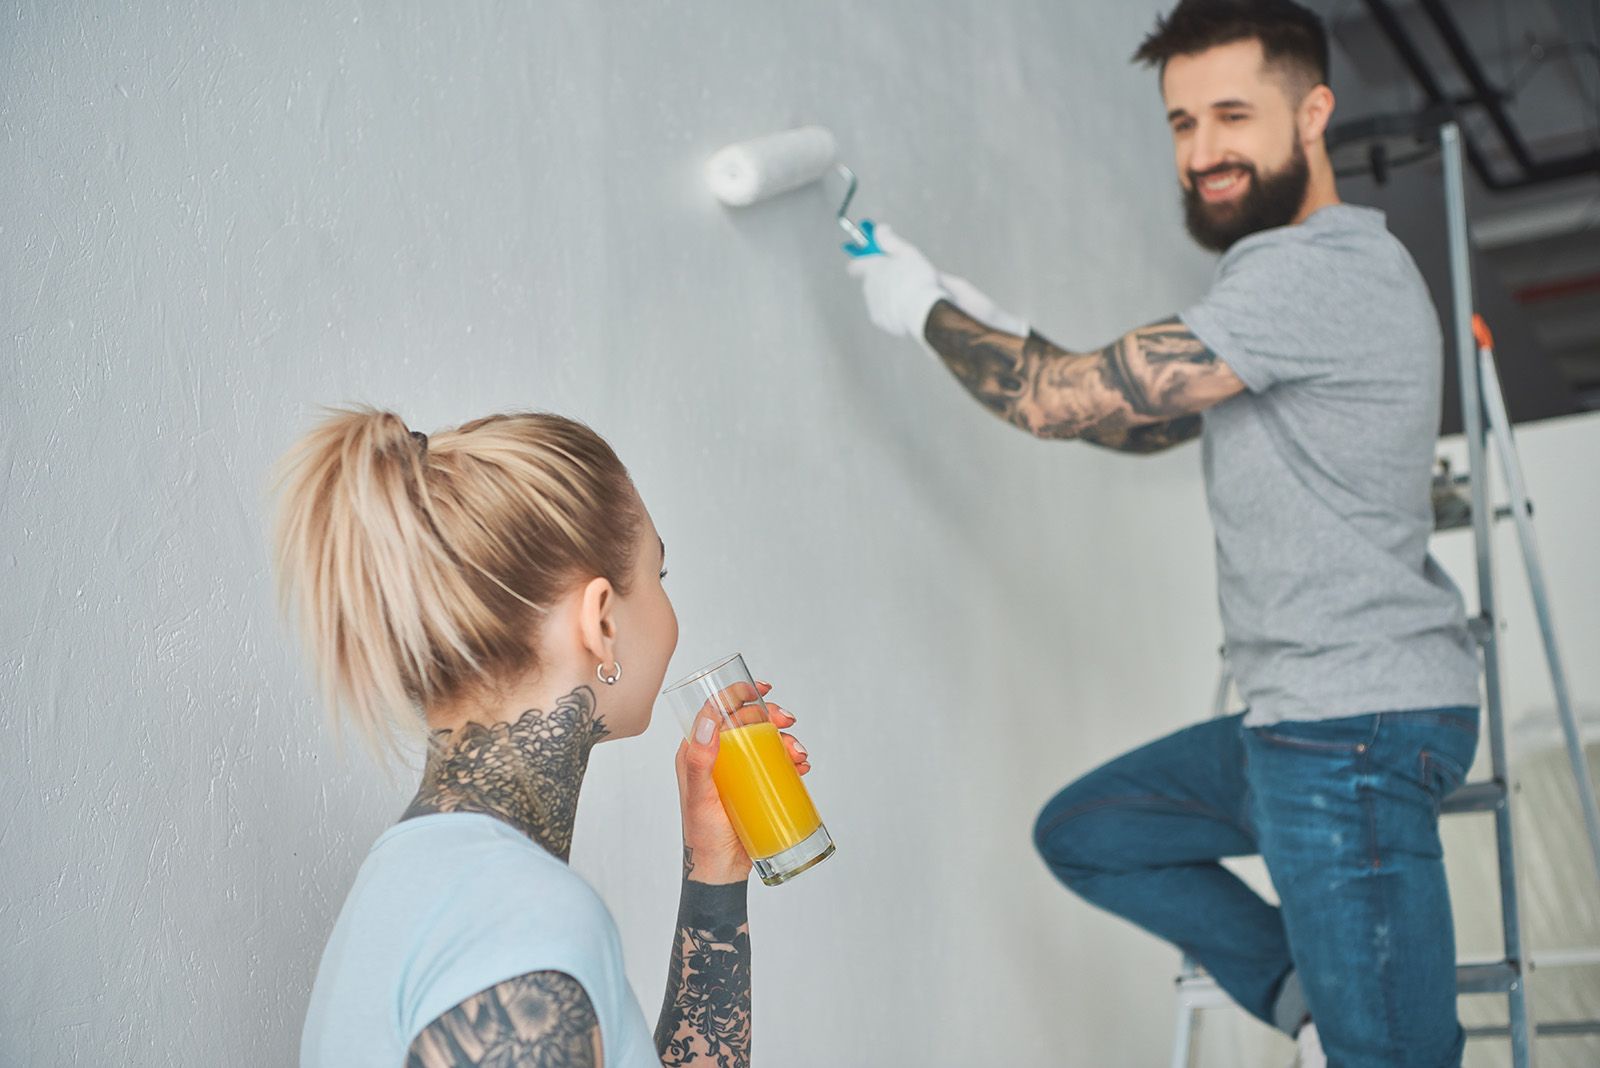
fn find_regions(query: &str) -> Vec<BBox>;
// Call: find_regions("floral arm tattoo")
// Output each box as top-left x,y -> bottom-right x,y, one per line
922,300 -> 1240,451
654,848 -> 751,1067
406,971 -> 602,1067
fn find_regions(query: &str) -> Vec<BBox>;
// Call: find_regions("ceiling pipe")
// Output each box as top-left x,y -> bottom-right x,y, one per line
1359,0 -> 1600,191
1415,0 -> 1538,172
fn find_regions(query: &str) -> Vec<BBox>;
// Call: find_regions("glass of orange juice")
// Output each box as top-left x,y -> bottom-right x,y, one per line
662,653 -> 835,886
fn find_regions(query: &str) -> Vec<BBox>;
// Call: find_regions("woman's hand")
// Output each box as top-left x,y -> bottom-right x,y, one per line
674,680 -> 809,885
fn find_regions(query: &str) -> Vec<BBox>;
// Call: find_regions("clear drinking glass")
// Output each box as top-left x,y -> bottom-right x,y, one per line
662,653 -> 835,886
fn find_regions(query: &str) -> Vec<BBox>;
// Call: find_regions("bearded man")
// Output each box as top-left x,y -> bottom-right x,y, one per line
845,3 -> 1481,1066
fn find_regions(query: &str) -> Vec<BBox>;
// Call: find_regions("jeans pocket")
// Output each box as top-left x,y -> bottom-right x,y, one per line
1414,716 -> 1479,814
1419,746 -> 1471,803
1249,715 -> 1381,754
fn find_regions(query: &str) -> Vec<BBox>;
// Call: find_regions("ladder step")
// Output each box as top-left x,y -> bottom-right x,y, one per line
1466,1020 -> 1600,1039
1441,780 -> 1507,815
1180,959 -> 1522,998
1457,960 -> 1521,995
1172,971 -> 1232,1011
1428,472 -> 1532,533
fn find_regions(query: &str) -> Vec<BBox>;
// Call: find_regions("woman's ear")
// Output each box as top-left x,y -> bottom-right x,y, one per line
577,576 -> 617,667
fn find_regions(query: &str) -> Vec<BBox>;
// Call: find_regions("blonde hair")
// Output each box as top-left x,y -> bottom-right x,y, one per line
272,406 -> 641,755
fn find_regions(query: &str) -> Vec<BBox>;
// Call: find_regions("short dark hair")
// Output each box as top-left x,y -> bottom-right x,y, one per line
1132,0 -> 1329,94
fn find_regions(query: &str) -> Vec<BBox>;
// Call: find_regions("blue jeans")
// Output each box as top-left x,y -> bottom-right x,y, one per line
1033,708 -> 1479,1068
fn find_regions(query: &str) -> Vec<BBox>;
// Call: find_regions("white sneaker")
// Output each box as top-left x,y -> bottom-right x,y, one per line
1293,1021 -> 1327,1068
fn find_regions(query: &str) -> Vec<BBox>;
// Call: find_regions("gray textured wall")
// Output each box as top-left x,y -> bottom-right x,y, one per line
5,2 -> 1597,1066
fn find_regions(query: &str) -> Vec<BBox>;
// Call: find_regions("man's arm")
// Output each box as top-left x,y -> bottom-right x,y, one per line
1077,414 -> 1204,455
406,971 -> 603,1067
922,300 -> 1241,448
654,848 -> 751,1068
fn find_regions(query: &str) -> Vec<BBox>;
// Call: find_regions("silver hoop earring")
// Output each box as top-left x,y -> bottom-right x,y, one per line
597,661 -> 622,686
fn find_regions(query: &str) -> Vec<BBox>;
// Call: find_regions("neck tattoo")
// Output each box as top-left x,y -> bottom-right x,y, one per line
401,685 -> 611,860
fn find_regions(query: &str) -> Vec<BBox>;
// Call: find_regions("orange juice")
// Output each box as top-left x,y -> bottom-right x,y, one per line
712,721 -> 822,859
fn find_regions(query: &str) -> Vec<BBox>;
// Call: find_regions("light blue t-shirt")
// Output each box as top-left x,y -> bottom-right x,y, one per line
301,813 -> 657,1068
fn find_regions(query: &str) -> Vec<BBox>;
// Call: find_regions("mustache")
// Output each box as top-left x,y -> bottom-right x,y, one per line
1187,162 -> 1258,186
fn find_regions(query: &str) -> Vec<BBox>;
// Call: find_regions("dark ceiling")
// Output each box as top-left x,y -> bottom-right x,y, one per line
1310,0 -> 1600,423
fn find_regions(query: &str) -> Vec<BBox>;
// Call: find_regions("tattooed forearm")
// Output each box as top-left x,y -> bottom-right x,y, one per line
920,303 -> 1081,434
655,877 -> 751,1068
922,302 -> 1240,441
1079,414 -> 1204,454
402,686 -> 610,860
406,970 -> 601,1068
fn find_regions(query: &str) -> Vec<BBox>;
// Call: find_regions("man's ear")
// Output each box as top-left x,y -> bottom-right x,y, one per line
1300,84 -> 1335,144
577,576 -> 617,667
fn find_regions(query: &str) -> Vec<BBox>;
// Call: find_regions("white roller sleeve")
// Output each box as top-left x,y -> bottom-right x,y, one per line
704,126 -> 839,207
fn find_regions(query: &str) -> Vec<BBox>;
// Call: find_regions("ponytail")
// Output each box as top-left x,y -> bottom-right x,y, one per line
272,406 -> 640,755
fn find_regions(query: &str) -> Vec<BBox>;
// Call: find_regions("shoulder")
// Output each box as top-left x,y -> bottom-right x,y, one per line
405,970 -> 604,1068
386,815 -> 614,922
1297,205 -> 1420,282
426,830 -> 623,963
1208,206 -> 1424,319
380,819 -> 626,1040
1218,205 -> 1393,271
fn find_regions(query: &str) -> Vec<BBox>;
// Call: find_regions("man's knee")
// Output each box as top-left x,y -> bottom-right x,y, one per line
1032,784 -> 1108,883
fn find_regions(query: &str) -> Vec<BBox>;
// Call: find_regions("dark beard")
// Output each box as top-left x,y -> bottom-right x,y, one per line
1183,140 -> 1310,253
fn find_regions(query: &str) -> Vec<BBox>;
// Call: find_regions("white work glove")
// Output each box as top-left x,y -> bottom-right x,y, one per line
845,222 -> 1029,343
844,223 -> 946,339
939,271 -> 1030,337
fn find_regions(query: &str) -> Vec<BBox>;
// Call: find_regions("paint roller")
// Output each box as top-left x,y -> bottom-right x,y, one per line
704,125 -> 882,256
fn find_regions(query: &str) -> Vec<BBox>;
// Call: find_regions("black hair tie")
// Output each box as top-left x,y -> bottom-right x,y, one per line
411,430 -> 428,452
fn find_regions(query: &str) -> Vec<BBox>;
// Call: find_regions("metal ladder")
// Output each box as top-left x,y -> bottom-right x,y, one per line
1168,121 -> 1600,1068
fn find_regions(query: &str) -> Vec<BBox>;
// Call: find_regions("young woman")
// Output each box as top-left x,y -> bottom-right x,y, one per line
277,408 -> 809,1068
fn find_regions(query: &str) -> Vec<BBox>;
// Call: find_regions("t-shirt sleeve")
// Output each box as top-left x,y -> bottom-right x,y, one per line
396,859 -> 626,1051
1179,236 -> 1345,393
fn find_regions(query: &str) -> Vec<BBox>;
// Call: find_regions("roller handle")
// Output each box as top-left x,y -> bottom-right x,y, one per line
842,218 -> 883,257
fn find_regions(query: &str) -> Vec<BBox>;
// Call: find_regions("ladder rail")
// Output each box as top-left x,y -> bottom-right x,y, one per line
1477,339 -> 1600,889
1441,120 -> 1535,1067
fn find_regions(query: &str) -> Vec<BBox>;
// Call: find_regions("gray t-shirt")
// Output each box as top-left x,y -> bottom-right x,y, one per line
1180,204 -> 1479,726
